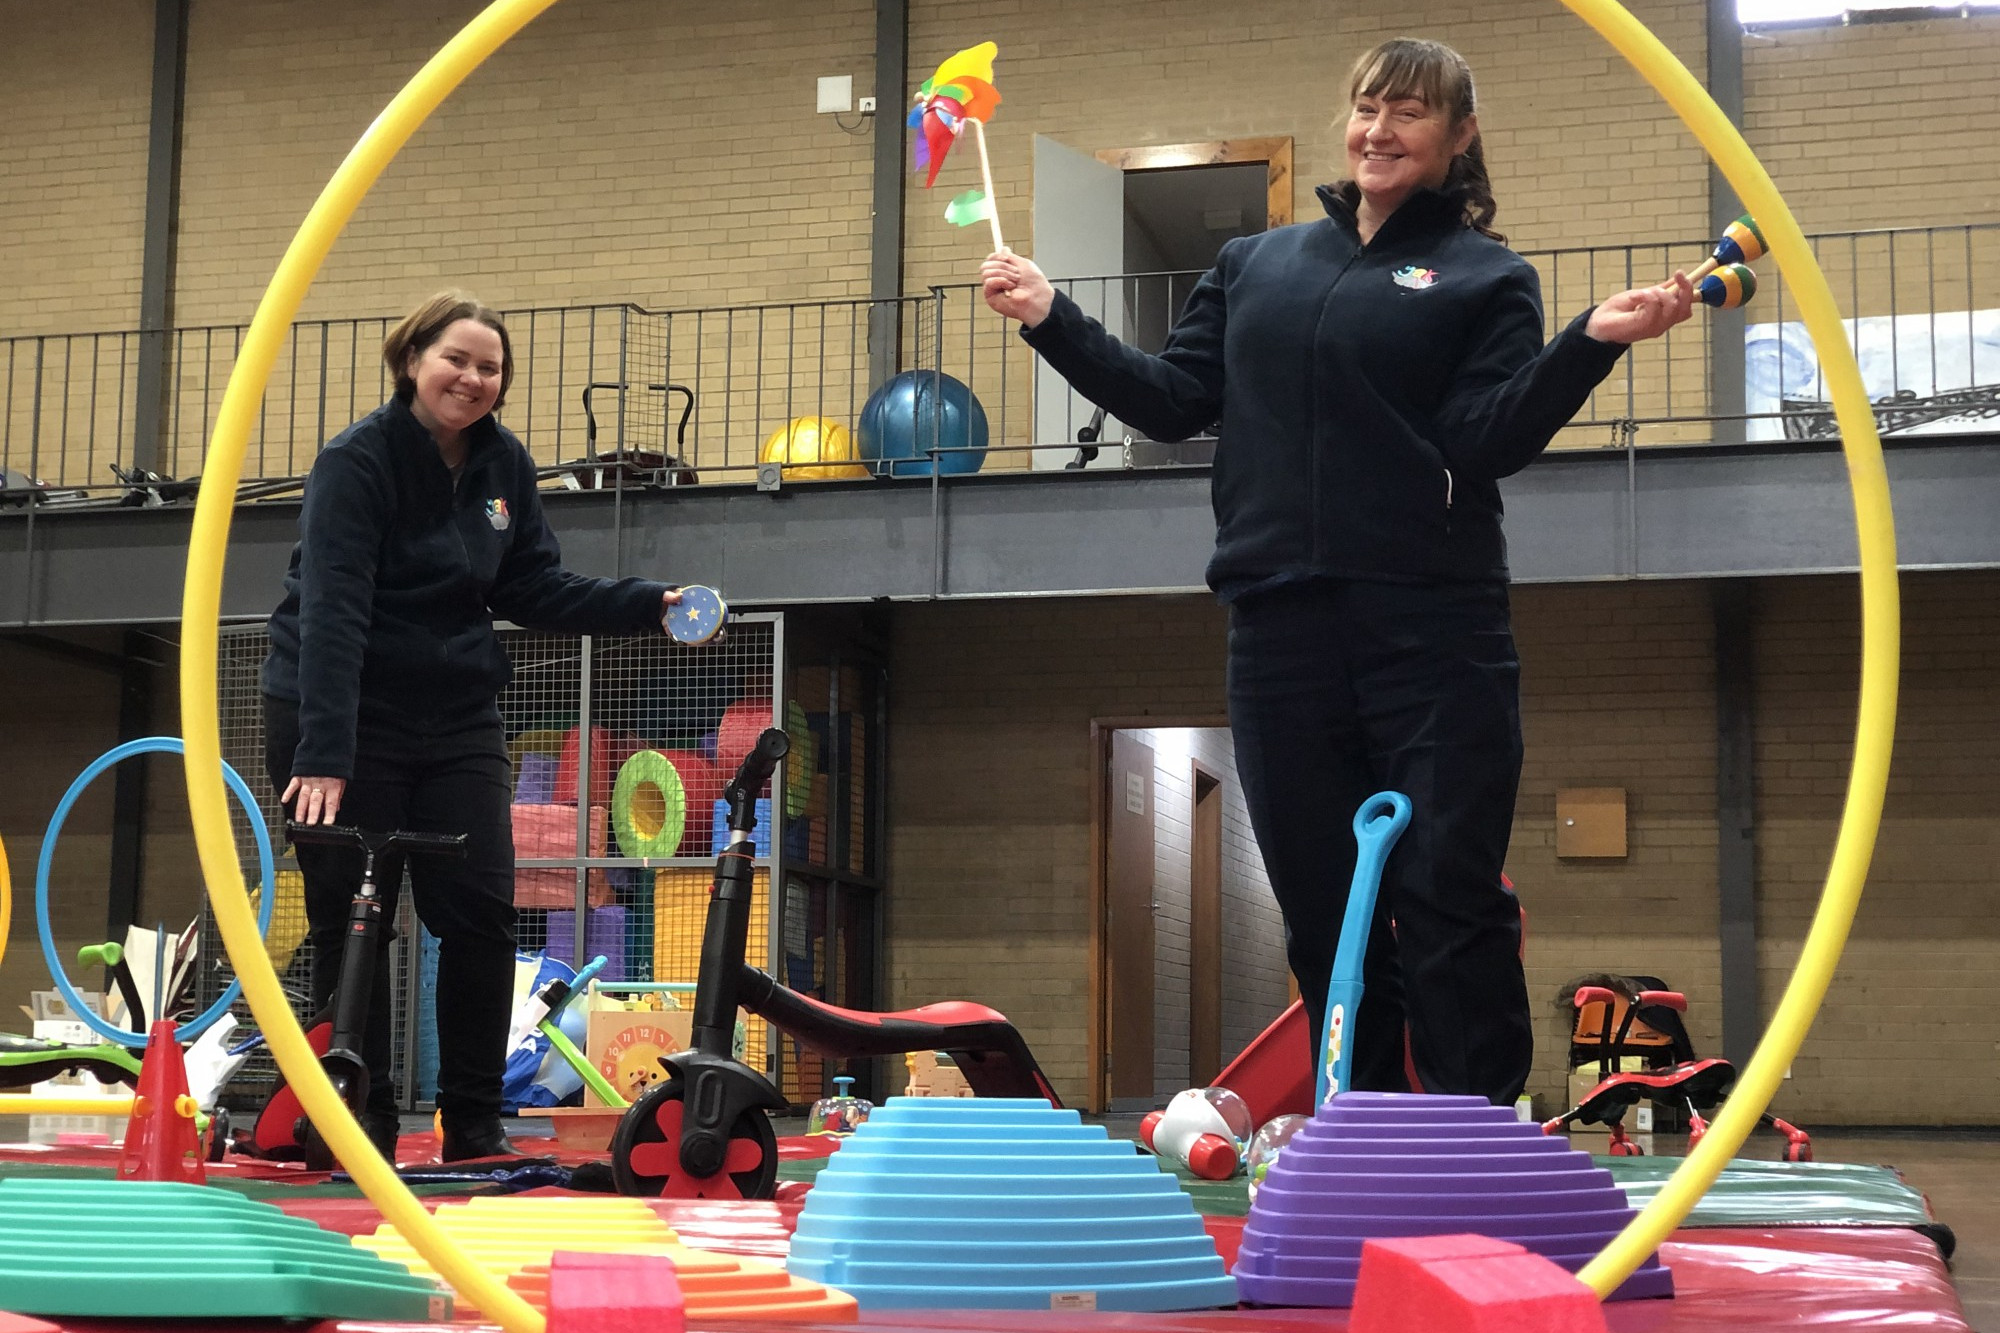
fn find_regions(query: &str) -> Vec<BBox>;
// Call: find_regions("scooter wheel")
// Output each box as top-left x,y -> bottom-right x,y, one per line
1786,1141 -> 1814,1163
610,1076 -> 778,1200
299,1119 -> 335,1173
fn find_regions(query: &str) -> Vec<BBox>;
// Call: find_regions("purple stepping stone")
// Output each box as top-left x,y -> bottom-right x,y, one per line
1234,1091 -> 1673,1307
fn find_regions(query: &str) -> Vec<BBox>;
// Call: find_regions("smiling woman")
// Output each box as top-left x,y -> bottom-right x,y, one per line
258,286 -> 684,1167
387,294 -> 515,466
981,35 -> 1694,1131
1342,42 -> 1483,245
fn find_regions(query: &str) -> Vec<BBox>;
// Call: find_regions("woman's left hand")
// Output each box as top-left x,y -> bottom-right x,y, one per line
1586,271 -> 1695,344
659,587 -> 682,632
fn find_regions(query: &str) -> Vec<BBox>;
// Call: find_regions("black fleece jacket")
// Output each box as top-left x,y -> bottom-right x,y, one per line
1022,184 -> 1628,594
261,397 -> 672,779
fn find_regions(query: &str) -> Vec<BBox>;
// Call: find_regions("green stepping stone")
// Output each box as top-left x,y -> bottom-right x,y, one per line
0,1179 -> 451,1320
1600,1155 -> 1939,1229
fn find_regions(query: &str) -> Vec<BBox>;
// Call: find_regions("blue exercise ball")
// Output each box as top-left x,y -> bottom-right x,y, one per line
857,371 -> 988,477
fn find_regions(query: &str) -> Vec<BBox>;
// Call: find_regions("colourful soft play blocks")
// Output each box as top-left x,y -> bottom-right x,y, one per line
0,1179 -> 448,1320
1350,1234 -> 1610,1333
546,1250 -> 685,1333
358,1194 -> 856,1322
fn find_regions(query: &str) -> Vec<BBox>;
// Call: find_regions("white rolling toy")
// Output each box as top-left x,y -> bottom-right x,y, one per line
1139,1086 -> 1254,1180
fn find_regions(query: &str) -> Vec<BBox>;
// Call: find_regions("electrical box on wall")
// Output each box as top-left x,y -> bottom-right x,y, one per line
816,75 -> 853,114
1555,787 -> 1627,858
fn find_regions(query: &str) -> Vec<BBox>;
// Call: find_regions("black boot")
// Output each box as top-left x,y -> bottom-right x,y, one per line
361,1110 -> 402,1164
440,1114 -> 524,1162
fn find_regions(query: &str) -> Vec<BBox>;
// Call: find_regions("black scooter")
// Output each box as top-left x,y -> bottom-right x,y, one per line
248,822 -> 465,1170
609,727 -> 1058,1198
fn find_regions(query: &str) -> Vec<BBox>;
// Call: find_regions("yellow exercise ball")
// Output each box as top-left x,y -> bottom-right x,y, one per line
759,416 -> 870,480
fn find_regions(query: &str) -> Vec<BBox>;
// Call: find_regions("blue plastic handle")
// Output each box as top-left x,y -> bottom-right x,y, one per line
1315,791 -> 1413,1107
552,954 -> 609,1018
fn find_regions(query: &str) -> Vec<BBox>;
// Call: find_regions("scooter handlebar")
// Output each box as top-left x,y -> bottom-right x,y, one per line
284,821 -> 469,857
719,727 -> 790,838
725,728 -> 790,798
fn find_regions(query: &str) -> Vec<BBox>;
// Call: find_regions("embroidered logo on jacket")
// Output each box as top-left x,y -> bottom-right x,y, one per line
1392,265 -> 1440,290
485,498 -> 511,531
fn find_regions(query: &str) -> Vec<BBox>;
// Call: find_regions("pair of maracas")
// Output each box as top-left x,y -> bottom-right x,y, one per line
1688,213 -> 1766,310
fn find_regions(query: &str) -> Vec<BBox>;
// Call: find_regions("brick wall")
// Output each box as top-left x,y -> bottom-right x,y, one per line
0,1 -> 152,336
3,570 -> 1992,1121
1509,581 -> 1730,1116
170,0 -> 876,328
1752,571 -> 2000,1125
882,594 -> 1229,1107
1126,725 -> 1286,1101
882,572 -> 2000,1123
6,3 -> 1999,483
0,634 -> 131,1020
902,0 -> 1714,302
5,1 -> 1995,336
1744,15 -> 2000,234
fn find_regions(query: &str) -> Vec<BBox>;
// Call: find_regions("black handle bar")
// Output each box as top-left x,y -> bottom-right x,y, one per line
285,821 -> 469,858
721,728 -> 790,836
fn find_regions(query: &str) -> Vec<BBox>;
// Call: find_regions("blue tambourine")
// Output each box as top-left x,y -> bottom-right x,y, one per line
668,584 -> 727,644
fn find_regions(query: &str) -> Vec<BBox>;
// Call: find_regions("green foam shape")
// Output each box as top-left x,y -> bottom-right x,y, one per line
0,1180 -> 450,1320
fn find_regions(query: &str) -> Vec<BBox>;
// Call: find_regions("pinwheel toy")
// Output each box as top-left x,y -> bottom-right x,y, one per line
909,41 -> 1005,247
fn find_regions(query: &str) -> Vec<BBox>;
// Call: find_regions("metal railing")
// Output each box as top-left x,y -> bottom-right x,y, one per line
3,222 -> 1996,505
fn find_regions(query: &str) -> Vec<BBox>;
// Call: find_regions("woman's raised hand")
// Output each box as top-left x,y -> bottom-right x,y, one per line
981,248 -> 1056,329
1585,271 -> 1695,344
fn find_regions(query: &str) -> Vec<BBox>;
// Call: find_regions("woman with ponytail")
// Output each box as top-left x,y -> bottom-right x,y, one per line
981,38 -> 1692,1106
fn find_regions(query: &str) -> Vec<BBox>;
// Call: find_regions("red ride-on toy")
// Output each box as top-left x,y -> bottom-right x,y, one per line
608,727 -> 1058,1199
1543,975 -> 1811,1162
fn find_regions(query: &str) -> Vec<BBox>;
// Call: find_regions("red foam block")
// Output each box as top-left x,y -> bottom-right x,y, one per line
1351,1234 -> 1608,1333
545,1250 -> 684,1333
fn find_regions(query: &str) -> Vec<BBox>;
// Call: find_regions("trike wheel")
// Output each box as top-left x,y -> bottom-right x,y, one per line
609,1075 -> 777,1200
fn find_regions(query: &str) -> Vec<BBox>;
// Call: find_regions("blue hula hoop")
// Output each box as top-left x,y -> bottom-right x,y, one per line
36,736 -> 276,1047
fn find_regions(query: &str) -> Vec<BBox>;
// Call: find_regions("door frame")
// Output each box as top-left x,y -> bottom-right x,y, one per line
1093,136 -> 1296,231
1086,714 -> 1229,1113
1188,758 -> 1225,1087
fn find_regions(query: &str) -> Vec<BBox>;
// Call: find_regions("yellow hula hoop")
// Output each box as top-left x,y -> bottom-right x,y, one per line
174,0 -> 1895,1317
1,834 -> 12,973
1556,0 -> 1898,1297
179,3 -> 561,1330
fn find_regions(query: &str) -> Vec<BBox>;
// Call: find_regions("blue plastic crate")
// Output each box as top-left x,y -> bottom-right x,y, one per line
712,797 -> 772,857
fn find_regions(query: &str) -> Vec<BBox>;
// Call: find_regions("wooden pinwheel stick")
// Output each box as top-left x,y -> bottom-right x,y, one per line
971,117 -> 1005,252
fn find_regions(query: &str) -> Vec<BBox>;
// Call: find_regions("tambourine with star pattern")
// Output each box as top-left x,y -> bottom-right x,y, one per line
667,584 -> 727,644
